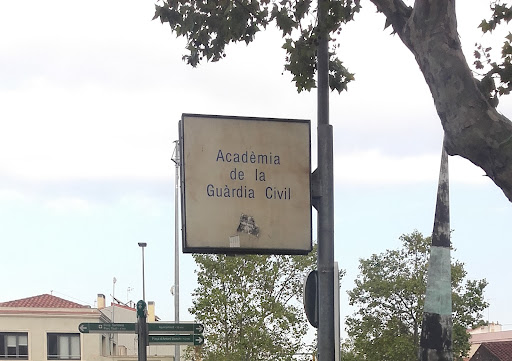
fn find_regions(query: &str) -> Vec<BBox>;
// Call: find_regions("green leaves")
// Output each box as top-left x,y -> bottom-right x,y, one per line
478,2 -> 512,33
188,246 -> 319,361
154,0 -> 267,67
345,231 -> 488,361
282,32 -> 317,92
272,4 -> 297,36
329,57 -> 354,93
154,0 -> 360,94
474,1 -> 512,104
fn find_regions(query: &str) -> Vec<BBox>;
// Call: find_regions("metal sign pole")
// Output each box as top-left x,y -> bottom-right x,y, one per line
317,0 -> 335,360
172,139 -> 181,361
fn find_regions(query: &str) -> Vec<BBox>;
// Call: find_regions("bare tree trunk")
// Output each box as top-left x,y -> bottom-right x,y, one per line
370,0 -> 512,202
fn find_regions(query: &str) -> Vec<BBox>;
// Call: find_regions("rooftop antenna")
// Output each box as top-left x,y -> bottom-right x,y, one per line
127,287 -> 133,303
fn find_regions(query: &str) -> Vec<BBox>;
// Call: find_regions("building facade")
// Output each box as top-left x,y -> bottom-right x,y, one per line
0,294 -> 174,361
0,294 -> 108,360
469,323 -> 512,358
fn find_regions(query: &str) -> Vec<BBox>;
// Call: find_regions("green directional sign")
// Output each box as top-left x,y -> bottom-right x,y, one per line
148,323 -> 204,334
78,323 -> 136,334
148,334 -> 204,346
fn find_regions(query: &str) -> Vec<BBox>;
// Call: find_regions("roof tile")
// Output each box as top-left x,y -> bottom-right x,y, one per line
480,341 -> 512,361
0,294 -> 88,309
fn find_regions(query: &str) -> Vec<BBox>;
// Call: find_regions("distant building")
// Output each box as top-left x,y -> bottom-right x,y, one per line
468,323 -> 512,359
0,293 -> 175,361
469,341 -> 512,361
0,293 -> 108,360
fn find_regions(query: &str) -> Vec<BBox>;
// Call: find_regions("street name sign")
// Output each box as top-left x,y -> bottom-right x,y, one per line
148,334 -> 204,346
180,114 -> 312,255
148,323 -> 204,334
78,323 -> 136,333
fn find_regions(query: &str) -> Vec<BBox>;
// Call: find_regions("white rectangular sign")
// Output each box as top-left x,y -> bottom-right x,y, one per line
180,114 -> 312,254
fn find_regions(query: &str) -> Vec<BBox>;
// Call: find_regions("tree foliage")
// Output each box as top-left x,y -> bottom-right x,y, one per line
154,0 -> 512,203
474,1 -> 512,106
345,231 -> 488,361
153,0 -> 359,93
187,246 -> 318,361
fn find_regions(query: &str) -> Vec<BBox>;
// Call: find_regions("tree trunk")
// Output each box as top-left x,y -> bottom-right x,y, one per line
371,0 -> 512,202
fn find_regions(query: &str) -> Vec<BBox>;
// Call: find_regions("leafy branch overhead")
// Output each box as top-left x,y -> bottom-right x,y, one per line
474,2 -> 512,105
153,0 -> 360,93
155,0 -> 512,202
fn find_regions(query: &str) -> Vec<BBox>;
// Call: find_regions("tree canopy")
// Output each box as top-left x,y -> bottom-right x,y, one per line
345,231 -> 488,361
187,247 -> 319,361
154,0 -> 512,202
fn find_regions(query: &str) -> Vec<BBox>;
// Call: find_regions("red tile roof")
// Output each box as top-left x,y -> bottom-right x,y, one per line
0,294 -> 88,309
479,341 -> 512,361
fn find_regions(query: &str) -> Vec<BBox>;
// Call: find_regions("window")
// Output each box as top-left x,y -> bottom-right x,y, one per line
101,336 -> 106,356
47,333 -> 80,360
0,332 -> 28,359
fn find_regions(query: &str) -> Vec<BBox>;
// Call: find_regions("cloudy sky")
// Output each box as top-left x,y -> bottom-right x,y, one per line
1,0 -> 511,342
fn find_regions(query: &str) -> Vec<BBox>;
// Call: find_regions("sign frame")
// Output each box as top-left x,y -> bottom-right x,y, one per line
180,113 -> 312,255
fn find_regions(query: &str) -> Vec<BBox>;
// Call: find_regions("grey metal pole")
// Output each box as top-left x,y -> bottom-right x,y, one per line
317,0 -> 335,360
112,277 -> 117,356
173,140 -> 181,361
142,247 -> 146,301
138,242 -> 147,301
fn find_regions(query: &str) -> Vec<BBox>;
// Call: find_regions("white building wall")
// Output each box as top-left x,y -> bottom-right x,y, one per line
0,308 -> 106,361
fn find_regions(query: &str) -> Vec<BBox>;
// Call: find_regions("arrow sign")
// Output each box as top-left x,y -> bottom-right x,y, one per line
78,323 -> 136,334
148,334 -> 204,346
148,323 -> 204,334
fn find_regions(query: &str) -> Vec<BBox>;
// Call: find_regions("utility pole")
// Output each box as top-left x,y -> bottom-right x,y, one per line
315,0 -> 335,360
172,140 -> 181,361
138,242 -> 147,301
111,277 -> 117,356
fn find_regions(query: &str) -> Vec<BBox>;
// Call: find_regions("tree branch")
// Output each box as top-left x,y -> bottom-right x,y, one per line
370,0 -> 512,202
369,0 -> 412,36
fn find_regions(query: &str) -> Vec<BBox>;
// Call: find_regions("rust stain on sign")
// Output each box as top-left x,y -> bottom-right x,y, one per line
237,214 -> 260,237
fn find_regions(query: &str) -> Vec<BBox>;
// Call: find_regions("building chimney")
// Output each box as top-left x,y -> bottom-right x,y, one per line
148,301 -> 155,322
97,294 -> 106,310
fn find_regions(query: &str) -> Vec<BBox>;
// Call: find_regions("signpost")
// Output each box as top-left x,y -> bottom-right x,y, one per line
79,320 -> 205,347
79,300 -> 204,360
149,334 -> 204,346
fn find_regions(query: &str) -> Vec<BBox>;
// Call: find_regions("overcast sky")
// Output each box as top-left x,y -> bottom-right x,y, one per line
1,0 -> 511,343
